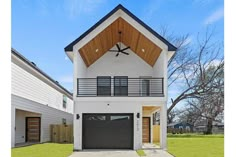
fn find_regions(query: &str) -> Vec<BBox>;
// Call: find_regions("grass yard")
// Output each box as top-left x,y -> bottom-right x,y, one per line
12,135 -> 224,157
136,149 -> 146,156
12,143 -> 73,157
167,134 -> 224,157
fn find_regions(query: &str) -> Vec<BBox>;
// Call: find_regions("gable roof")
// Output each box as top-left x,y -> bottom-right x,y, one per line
11,48 -> 73,99
64,4 -> 177,52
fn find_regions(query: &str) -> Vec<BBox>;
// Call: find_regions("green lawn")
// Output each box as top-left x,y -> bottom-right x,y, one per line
136,149 -> 146,156
12,135 -> 224,157
12,143 -> 73,157
167,135 -> 224,157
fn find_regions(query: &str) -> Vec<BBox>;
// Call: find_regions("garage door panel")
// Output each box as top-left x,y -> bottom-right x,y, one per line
83,114 -> 133,149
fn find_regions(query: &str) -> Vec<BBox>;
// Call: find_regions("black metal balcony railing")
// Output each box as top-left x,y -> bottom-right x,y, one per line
77,77 -> 164,97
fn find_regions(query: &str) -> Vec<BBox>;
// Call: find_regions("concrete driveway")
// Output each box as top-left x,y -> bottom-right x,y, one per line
69,150 -> 139,157
68,149 -> 174,157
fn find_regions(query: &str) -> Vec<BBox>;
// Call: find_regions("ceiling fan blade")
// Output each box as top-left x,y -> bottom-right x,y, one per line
116,44 -> 121,51
120,46 -> 130,52
116,52 -> 119,57
109,50 -> 119,52
121,51 -> 129,55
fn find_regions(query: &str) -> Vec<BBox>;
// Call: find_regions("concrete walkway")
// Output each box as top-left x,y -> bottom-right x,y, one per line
142,143 -> 174,157
142,143 -> 160,149
144,149 -> 174,157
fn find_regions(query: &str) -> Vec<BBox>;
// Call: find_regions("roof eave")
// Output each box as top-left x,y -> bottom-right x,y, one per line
12,48 -> 73,99
64,4 -> 177,52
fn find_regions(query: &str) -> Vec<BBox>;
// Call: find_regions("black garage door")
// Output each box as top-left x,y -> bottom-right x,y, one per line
83,113 -> 133,149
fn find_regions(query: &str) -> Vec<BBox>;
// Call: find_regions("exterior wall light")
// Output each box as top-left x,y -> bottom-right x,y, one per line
76,114 -> 80,120
136,113 -> 140,118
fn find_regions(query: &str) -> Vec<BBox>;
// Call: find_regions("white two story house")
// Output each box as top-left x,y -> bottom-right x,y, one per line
65,4 -> 176,150
11,48 -> 73,147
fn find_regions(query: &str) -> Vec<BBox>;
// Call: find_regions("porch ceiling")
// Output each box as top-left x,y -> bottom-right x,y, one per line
143,106 -> 160,114
79,17 -> 163,67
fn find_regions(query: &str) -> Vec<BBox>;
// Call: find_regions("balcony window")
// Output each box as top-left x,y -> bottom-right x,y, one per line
114,76 -> 128,96
97,76 -> 111,96
141,79 -> 150,96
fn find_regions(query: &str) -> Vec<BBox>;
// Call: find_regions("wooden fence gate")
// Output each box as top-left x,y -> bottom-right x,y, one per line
50,124 -> 73,143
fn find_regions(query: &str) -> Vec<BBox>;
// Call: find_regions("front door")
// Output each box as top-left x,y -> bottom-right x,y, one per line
26,117 -> 40,142
142,117 -> 150,143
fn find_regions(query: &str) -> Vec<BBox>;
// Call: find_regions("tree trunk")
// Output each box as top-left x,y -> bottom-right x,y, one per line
205,118 -> 213,134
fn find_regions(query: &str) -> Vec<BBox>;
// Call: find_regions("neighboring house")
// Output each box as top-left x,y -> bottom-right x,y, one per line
11,48 -> 73,147
65,4 -> 177,150
194,121 -> 224,134
168,122 -> 193,132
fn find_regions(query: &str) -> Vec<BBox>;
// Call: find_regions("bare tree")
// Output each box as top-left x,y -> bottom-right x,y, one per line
167,109 -> 177,124
188,64 -> 224,134
163,27 -> 224,116
177,106 -> 200,125
170,60 -> 224,133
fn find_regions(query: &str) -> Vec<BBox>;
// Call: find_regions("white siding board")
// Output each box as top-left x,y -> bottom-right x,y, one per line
12,94 -> 73,145
11,62 -> 73,114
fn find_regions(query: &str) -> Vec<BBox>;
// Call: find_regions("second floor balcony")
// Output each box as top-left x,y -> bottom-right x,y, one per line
77,77 -> 164,97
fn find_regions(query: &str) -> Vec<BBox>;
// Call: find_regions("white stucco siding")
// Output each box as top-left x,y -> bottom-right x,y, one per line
153,50 -> 165,78
86,45 -> 153,78
153,50 -> 168,99
73,100 -> 143,150
73,51 -> 87,100
11,94 -> 73,147
11,62 -> 73,114
76,51 -> 87,78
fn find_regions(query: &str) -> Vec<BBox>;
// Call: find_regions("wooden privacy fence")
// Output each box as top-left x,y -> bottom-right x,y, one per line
50,124 -> 73,143
153,125 -> 160,143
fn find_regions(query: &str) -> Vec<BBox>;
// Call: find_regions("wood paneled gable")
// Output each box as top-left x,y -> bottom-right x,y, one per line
79,17 -> 163,67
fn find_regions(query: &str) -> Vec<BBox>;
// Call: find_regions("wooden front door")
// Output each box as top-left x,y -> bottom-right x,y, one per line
142,117 -> 150,143
26,117 -> 40,142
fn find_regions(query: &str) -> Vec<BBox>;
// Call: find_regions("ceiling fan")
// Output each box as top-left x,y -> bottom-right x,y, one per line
109,31 -> 130,57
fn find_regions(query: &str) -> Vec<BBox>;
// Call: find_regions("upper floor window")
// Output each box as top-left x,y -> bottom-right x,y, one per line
114,76 -> 128,96
97,76 -> 111,96
141,78 -> 150,96
63,95 -> 67,108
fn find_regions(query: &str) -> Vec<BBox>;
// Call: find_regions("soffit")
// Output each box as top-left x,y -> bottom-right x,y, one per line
79,17 -> 162,67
